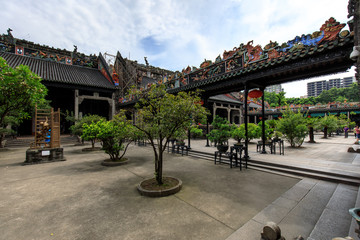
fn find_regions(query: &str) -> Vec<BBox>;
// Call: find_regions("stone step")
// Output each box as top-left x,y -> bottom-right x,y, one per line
248,159 -> 360,182
278,180 -> 337,239
225,179 -> 337,240
348,185 -> 360,239
4,135 -> 79,148
186,149 -> 360,186
248,162 -> 360,186
308,184 -> 358,240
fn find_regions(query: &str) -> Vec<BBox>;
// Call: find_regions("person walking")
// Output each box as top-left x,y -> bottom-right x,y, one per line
355,126 -> 360,144
344,126 -> 349,138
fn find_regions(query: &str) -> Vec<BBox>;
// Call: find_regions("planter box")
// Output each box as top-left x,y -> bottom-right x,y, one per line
24,148 -> 66,165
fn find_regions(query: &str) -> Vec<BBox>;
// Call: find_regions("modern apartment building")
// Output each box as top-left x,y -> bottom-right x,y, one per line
265,84 -> 283,94
307,76 -> 355,97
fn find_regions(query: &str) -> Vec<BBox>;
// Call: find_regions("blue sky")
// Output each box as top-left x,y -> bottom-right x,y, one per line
0,0 -> 353,97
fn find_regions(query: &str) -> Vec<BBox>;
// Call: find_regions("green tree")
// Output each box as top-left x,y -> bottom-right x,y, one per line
306,117 -> 319,143
92,112 -> 138,161
264,91 -> 278,107
315,83 -> 359,104
207,116 -> 232,146
316,115 -> 338,138
276,108 -> 308,147
236,123 -> 261,142
258,121 -> 273,140
70,114 -> 105,147
189,125 -> 203,139
134,85 -> 208,185
0,57 -> 48,147
231,126 -> 245,144
276,91 -> 287,106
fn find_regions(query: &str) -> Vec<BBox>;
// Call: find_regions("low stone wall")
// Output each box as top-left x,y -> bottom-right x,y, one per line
24,148 -> 66,165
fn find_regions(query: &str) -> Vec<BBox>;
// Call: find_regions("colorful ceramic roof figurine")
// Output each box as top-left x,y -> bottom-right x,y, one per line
169,17 -> 352,91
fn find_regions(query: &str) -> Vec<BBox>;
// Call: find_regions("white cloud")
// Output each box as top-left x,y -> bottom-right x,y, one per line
0,0 -> 354,97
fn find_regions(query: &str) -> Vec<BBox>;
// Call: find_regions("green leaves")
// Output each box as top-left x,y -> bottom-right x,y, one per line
276,107 -> 308,147
0,57 -> 48,146
207,116 -> 232,145
82,111 -> 139,161
132,84 -> 209,185
70,115 -> 105,137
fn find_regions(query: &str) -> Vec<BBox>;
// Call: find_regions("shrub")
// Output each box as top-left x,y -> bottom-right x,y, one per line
276,108 -> 308,147
70,114 -> 105,147
82,112 -> 138,161
207,116 -> 232,145
190,125 -> 203,138
231,126 -> 245,143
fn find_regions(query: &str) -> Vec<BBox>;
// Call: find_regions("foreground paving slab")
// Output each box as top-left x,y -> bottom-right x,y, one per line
0,144 -> 299,240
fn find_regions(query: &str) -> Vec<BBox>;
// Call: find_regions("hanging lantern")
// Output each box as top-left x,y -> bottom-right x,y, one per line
248,89 -> 263,99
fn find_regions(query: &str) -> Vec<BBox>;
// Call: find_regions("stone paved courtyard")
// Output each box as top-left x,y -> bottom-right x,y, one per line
0,143 -> 299,240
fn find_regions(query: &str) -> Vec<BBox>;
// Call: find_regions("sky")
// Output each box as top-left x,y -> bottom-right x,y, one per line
0,0 -> 354,97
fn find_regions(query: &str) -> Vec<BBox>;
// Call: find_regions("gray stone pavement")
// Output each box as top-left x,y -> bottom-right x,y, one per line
0,134 -> 359,240
0,142 -> 299,240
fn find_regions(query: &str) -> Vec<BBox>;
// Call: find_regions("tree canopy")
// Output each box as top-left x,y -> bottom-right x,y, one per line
276,108 -> 308,147
264,83 -> 359,107
133,84 -> 208,185
0,57 -> 47,146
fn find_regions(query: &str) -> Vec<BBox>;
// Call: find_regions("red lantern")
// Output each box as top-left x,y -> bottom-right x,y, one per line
248,89 -> 263,99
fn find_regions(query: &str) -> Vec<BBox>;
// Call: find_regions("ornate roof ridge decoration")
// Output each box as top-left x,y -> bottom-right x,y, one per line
165,17 -> 351,90
126,58 -> 174,75
0,29 -> 98,69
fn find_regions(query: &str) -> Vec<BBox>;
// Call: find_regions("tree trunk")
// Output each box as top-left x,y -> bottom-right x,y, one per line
308,127 -> 316,143
0,134 -> 4,148
323,127 -> 328,138
153,143 -> 162,185
155,144 -> 163,185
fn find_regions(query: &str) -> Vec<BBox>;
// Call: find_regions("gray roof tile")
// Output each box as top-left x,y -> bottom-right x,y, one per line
0,51 -> 116,90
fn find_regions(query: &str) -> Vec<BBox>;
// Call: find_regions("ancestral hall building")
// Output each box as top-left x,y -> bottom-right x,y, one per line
0,29 -> 248,135
0,29 -> 174,134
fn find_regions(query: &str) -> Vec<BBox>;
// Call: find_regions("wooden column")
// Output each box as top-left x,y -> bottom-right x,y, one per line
261,88 -> 267,154
74,90 -> 79,120
244,85 -> 249,160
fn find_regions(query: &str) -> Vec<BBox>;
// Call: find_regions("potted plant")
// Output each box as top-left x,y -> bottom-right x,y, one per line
271,131 -> 283,141
207,116 -> 231,152
231,126 -> 245,146
190,125 -> 203,139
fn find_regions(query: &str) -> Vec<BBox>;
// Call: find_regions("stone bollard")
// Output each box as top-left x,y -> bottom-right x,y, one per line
261,222 -> 285,240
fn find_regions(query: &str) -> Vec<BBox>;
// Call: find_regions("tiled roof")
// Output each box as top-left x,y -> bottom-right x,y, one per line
0,51 -> 116,90
166,17 -> 353,94
209,94 -> 242,104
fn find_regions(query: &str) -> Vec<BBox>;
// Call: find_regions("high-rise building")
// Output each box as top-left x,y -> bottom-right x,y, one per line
307,76 -> 355,97
343,76 -> 354,88
265,84 -> 283,94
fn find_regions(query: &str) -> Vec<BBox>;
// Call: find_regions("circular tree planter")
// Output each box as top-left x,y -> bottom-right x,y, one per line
137,176 -> 182,197
101,158 -> 128,167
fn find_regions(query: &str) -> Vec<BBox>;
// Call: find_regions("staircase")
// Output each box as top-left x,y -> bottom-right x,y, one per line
182,149 -> 360,239
186,149 -> 360,186
224,179 -> 359,240
4,135 -> 78,148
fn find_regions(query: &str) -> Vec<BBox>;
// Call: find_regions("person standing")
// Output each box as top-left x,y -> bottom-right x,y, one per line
344,126 -> 349,138
355,126 -> 360,144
